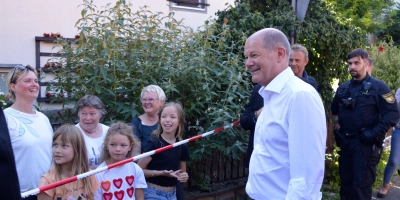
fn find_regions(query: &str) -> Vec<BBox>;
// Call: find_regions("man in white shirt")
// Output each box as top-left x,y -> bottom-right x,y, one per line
244,28 -> 327,199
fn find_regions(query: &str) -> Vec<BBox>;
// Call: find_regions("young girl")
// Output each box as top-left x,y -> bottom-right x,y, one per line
138,102 -> 190,200
95,122 -> 147,200
38,124 -> 99,200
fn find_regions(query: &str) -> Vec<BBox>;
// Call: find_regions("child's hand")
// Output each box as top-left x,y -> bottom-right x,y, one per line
176,171 -> 189,182
161,170 -> 179,178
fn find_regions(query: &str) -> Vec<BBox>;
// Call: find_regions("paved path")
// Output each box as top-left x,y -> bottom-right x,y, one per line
372,173 -> 400,200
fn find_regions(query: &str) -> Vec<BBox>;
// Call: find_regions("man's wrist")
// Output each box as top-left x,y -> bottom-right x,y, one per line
254,111 -> 258,120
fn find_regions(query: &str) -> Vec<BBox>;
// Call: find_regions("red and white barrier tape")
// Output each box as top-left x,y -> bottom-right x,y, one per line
21,120 -> 240,198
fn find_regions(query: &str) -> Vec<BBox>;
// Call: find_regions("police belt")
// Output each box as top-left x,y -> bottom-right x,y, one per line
343,130 -> 361,137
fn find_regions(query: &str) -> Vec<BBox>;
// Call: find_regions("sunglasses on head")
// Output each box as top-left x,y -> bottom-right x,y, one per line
10,65 -> 34,83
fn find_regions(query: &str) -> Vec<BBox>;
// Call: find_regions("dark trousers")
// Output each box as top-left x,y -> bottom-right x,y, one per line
338,136 -> 382,200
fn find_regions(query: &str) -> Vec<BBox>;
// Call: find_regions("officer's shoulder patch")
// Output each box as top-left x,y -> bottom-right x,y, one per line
382,92 -> 396,103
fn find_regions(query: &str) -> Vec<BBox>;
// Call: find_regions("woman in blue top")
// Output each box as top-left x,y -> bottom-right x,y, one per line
131,85 -> 166,153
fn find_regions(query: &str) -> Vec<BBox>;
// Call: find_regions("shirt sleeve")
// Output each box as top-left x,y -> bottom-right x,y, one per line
240,85 -> 262,130
131,117 -> 142,140
180,144 -> 191,161
38,175 -> 55,198
286,91 -> 326,199
143,139 -> 157,158
331,87 -> 343,116
133,163 -> 148,189
396,88 -> 400,102
372,84 -> 400,135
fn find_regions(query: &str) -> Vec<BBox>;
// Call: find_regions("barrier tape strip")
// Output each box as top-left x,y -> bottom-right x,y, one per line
21,120 -> 240,198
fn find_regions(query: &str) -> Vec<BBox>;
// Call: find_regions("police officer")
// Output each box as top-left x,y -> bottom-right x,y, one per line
331,48 -> 399,199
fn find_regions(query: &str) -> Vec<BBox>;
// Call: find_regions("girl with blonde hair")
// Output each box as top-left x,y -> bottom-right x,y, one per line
138,102 -> 190,200
95,122 -> 147,200
38,124 -> 99,200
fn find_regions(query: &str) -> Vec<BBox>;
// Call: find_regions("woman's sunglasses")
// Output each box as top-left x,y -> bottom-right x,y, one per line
10,65 -> 34,83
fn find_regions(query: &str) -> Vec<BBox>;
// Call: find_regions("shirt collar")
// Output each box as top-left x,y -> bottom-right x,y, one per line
302,70 -> 309,78
350,73 -> 370,85
259,67 -> 294,95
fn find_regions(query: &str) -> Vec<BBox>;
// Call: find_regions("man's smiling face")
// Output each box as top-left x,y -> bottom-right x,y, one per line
244,35 -> 278,86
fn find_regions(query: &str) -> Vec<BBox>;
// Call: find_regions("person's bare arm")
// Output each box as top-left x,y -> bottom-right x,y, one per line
177,161 -> 189,182
135,188 -> 144,200
138,156 -> 178,178
37,193 -> 53,200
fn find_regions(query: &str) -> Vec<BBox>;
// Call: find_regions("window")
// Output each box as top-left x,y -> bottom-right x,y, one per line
169,0 -> 209,12
0,72 -> 8,94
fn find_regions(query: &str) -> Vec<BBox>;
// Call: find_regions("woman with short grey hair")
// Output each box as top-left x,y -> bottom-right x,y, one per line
131,85 -> 166,153
75,95 -> 109,169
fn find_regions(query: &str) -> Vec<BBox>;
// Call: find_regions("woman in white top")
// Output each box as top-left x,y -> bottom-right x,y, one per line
75,95 -> 109,169
4,65 -> 53,200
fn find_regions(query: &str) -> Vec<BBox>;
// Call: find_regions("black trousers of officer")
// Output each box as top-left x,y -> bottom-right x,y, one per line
338,135 -> 382,200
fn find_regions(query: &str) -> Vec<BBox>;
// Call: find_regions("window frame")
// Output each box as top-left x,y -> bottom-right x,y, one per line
168,0 -> 209,12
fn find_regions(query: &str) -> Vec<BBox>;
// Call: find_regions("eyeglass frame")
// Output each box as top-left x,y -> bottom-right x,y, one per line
10,65 -> 35,84
140,98 -> 159,103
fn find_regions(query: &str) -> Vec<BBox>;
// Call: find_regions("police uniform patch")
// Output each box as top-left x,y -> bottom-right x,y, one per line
382,92 -> 396,103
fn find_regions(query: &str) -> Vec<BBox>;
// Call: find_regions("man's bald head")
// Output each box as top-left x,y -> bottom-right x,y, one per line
244,28 -> 291,86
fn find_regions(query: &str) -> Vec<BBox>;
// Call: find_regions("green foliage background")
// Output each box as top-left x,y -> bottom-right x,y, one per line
51,0 -> 250,186
214,0 -> 364,115
325,0 -> 395,33
370,41 -> 400,92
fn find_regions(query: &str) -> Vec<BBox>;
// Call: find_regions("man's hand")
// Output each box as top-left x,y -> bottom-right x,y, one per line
360,129 -> 376,143
333,115 -> 340,129
256,107 -> 263,119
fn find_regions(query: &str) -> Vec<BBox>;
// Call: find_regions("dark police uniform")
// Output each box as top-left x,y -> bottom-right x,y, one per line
331,73 -> 399,199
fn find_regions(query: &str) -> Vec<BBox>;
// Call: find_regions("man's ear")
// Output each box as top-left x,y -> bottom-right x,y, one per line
276,46 -> 286,63
304,58 -> 309,65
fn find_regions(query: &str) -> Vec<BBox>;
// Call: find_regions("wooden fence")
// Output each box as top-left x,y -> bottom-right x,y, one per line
187,150 -> 248,189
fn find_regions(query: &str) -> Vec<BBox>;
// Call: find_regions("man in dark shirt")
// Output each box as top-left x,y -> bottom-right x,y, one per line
240,84 -> 263,168
331,48 -> 399,199
289,44 -> 318,91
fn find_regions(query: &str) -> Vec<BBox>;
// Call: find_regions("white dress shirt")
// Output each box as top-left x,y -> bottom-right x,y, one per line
246,67 -> 327,200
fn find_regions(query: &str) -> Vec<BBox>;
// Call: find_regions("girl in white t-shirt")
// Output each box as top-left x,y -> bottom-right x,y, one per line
95,122 -> 147,200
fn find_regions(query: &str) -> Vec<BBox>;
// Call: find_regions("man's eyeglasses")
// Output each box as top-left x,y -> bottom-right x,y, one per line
10,65 -> 33,83
141,98 -> 159,103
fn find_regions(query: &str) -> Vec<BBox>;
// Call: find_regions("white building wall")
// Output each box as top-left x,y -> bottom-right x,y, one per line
0,0 -> 234,67
0,0 -> 234,109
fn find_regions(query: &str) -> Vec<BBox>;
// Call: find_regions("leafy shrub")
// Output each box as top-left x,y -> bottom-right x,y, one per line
50,0 -> 250,188
369,40 -> 400,92
0,93 -> 12,109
